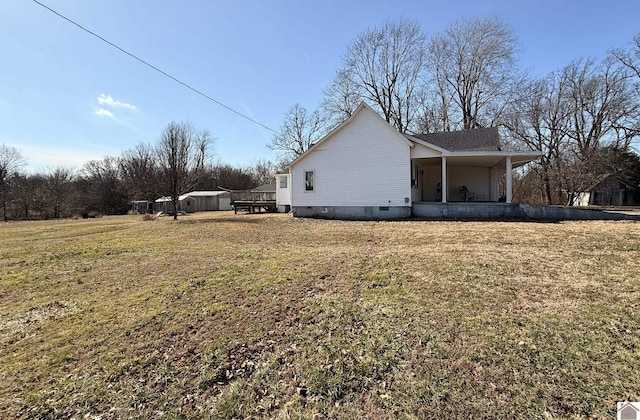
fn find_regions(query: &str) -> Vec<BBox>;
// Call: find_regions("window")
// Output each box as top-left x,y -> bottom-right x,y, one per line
304,170 -> 315,192
279,176 -> 288,188
411,163 -> 420,187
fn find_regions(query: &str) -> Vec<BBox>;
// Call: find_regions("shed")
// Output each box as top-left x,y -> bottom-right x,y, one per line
131,200 -> 153,214
181,191 -> 232,211
154,191 -> 232,213
573,175 -> 638,206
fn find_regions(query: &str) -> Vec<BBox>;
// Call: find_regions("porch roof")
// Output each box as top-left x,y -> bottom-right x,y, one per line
406,128 -> 543,169
410,127 -> 502,152
414,151 -> 544,169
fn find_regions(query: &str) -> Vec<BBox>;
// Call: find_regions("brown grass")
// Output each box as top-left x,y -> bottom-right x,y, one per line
1,212 -> 639,418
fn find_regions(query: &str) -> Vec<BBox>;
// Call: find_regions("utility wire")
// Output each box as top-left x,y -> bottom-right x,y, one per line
32,0 -> 279,134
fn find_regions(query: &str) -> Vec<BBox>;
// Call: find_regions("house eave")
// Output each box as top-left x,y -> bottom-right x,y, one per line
443,150 -> 542,157
412,150 -> 543,169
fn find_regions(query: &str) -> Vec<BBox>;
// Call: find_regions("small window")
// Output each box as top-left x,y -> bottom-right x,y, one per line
411,163 -> 420,187
304,170 -> 314,192
279,177 -> 288,188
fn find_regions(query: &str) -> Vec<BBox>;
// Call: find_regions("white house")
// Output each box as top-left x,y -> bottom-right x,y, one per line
285,102 -> 543,219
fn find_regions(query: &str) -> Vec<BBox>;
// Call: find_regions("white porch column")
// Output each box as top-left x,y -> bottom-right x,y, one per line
505,155 -> 513,204
441,156 -> 447,203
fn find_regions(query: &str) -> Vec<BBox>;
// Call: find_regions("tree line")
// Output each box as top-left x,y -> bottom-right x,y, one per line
0,122 -> 276,221
269,17 -> 640,205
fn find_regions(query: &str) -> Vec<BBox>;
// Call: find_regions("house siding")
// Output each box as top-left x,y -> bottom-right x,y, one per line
291,107 -> 412,209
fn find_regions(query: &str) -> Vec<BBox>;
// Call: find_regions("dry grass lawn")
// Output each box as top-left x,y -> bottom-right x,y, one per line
1,212 -> 639,418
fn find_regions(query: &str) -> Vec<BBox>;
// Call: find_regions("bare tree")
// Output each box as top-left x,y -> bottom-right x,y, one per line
120,142 -> 160,201
324,19 -> 427,133
269,104 -> 325,165
321,68 -> 365,129
45,167 -> 76,219
425,17 -> 521,131
612,33 -> 640,81
504,72 -> 571,204
0,144 -> 25,221
9,173 -> 50,220
80,157 -> 129,214
419,37 -> 456,132
156,122 -> 211,220
247,159 -> 276,186
558,58 -> 640,204
563,59 -> 638,155
507,56 -> 640,205
208,163 -> 256,191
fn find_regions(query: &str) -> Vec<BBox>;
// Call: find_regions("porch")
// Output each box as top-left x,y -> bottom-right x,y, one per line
411,153 -> 542,204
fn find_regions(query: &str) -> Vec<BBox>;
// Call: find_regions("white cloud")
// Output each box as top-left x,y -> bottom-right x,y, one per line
94,108 -> 114,118
97,94 -> 136,110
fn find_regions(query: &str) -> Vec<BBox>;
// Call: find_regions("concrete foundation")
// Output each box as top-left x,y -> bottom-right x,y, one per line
519,204 -> 639,221
413,202 -> 525,219
291,203 -> 639,221
292,205 -> 412,220
413,202 -> 639,221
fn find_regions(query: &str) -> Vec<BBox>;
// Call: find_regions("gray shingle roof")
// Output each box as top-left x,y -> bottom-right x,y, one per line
410,127 -> 501,152
252,182 -> 276,192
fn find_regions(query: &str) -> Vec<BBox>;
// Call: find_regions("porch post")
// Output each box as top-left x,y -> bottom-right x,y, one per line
441,156 -> 447,203
506,155 -> 512,204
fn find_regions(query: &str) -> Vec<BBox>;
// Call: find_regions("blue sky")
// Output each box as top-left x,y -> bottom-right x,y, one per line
2,0 -> 639,173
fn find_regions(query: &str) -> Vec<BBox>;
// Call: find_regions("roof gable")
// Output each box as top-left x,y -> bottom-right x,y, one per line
289,102 -> 412,168
411,127 -> 501,152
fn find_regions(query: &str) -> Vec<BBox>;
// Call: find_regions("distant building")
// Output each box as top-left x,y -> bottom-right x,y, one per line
573,175 -> 638,206
131,200 -> 153,214
154,191 -> 231,213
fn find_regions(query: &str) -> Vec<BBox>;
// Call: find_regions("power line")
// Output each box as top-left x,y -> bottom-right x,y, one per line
31,0 -> 279,134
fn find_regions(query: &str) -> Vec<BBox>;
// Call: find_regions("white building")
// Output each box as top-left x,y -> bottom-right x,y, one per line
155,191 -> 231,213
284,102 -> 542,219
275,174 -> 291,213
